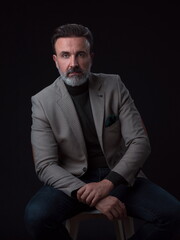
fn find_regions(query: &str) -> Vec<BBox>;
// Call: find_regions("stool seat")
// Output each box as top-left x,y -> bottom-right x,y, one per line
66,209 -> 134,240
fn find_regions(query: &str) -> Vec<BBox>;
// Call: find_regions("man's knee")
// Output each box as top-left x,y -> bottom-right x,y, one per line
24,201 -> 47,233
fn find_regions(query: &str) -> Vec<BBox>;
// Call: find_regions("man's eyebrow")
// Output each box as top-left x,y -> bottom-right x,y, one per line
58,50 -> 87,56
77,50 -> 87,53
60,51 -> 70,54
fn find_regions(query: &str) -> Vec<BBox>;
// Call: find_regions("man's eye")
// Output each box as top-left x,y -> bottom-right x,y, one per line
78,52 -> 86,57
62,53 -> 69,58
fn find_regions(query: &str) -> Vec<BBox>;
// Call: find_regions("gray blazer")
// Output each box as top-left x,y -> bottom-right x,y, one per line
31,73 -> 151,196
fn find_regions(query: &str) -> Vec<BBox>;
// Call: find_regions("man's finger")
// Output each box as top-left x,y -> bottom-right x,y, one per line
120,202 -> 127,218
116,201 -> 127,218
89,195 -> 100,207
77,187 -> 86,201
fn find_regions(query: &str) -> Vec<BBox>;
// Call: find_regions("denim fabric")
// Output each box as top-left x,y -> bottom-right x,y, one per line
24,168 -> 180,240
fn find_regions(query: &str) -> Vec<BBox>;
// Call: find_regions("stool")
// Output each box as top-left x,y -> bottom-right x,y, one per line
66,210 -> 134,240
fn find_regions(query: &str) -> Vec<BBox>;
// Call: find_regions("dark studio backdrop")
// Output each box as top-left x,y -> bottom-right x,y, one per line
1,2 -> 179,240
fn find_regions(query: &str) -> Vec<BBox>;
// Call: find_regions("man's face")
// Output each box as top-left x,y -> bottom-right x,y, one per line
53,37 -> 93,86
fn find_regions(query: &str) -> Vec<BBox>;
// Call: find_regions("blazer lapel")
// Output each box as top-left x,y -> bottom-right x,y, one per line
56,79 -> 87,157
89,74 -> 105,151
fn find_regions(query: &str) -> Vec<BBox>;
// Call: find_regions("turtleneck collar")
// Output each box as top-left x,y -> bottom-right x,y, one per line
64,80 -> 89,96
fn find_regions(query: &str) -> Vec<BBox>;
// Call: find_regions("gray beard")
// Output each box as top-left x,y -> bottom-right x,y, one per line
57,68 -> 90,87
61,74 -> 88,87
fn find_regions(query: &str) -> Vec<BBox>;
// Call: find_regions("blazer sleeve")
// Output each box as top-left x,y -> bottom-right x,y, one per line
109,76 -> 151,183
31,95 -> 85,197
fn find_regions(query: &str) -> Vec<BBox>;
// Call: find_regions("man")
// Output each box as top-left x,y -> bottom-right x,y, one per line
25,23 -> 180,240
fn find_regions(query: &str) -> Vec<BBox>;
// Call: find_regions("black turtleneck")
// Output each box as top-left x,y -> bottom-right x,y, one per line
65,81 -> 107,169
65,81 -> 128,186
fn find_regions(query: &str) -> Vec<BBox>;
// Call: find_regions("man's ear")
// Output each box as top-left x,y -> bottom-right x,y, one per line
53,54 -> 59,69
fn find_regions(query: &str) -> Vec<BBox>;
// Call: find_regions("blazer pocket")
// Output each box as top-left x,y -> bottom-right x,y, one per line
105,115 -> 119,127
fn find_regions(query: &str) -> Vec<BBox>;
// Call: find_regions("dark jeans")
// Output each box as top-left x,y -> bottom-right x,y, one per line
24,168 -> 180,240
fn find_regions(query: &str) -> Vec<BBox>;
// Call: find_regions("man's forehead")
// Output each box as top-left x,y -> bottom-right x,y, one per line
54,37 -> 90,51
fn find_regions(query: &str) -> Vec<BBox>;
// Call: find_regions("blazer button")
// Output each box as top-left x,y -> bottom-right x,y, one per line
83,167 -> 87,172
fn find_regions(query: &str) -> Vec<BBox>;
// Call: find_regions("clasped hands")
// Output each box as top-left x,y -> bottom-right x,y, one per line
77,179 -> 127,221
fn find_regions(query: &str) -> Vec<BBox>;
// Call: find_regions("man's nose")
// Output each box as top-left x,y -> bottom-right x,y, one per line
70,55 -> 78,68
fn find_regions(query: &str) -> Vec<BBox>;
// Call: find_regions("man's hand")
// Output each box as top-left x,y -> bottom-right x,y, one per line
77,179 -> 114,207
95,196 -> 127,221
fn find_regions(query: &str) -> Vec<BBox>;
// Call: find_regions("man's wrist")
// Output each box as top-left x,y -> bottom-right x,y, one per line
101,179 -> 114,191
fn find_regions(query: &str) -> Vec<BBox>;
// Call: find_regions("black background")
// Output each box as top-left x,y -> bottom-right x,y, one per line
1,1 -> 179,240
